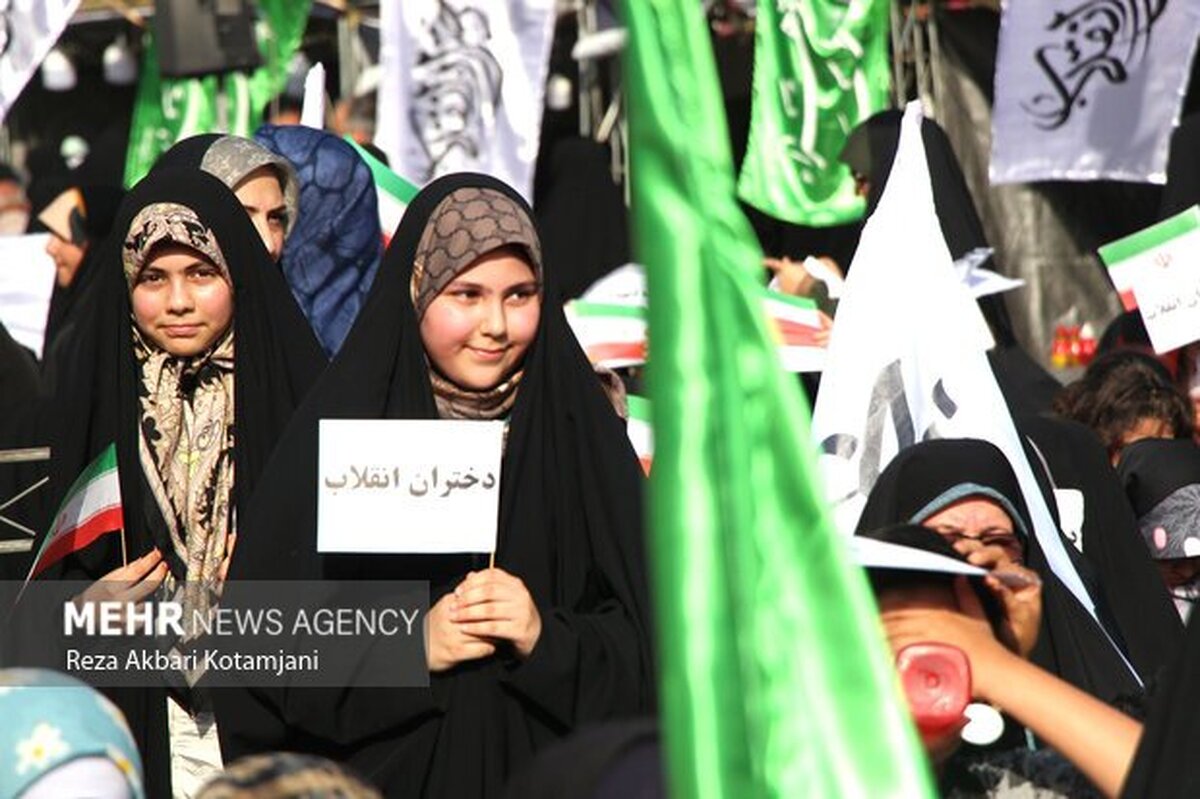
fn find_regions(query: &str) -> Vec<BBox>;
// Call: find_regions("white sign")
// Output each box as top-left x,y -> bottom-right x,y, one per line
318,419 -> 504,554
0,233 -> 55,358
1099,207 -> 1200,354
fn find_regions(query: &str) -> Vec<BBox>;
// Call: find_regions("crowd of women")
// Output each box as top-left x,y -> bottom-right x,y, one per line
3,105 -> 1200,798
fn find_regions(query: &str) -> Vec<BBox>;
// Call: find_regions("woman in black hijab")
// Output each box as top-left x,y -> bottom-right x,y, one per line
857,439 -> 1149,705
221,172 -> 654,797
30,167 -> 326,796
37,183 -> 124,374
840,110 -> 1061,415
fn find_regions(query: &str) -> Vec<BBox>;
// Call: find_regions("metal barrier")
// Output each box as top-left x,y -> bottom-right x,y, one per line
0,446 -> 50,553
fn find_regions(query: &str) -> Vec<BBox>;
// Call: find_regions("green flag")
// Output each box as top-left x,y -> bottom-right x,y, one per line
123,0 -> 312,187
736,0 -> 890,227
622,1 -> 934,797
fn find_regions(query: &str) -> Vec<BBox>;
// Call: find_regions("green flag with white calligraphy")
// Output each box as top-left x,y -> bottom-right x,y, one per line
737,0 -> 890,227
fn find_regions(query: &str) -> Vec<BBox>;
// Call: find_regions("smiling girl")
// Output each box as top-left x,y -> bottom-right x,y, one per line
224,173 -> 654,797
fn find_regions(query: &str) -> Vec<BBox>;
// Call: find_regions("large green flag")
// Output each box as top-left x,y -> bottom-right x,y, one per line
736,0 -> 890,227
123,0 -> 311,187
622,2 -> 934,797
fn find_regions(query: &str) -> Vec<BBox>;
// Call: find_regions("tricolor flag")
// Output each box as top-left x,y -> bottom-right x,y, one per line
565,300 -> 648,369
1099,206 -> 1200,313
625,395 -> 654,475
27,445 -> 123,580
566,287 -> 828,373
345,137 -> 419,246
762,288 -> 828,373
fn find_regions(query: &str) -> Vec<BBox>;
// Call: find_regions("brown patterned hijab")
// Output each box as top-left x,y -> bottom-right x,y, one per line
410,186 -> 543,419
123,203 -> 235,590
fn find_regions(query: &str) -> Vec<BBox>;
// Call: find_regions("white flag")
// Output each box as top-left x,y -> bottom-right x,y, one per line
376,0 -> 555,203
0,0 -> 81,123
991,0 -> 1200,184
812,102 -> 1135,678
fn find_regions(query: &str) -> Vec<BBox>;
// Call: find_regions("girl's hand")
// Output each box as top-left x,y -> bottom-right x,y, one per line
72,549 -> 169,628
424,591 -> 496,672
452,568 -> 542,659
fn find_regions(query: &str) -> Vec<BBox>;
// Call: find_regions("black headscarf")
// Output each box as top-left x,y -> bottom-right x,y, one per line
1119,439 -> 1200,524
1019,416 -> 1182,684
1159,111 -> 1200,220
532,137 -> 631,301
40,184 -> 125,368
856,439 -> 1146,704
221,173 -> 654,797
31,168 -> 326,796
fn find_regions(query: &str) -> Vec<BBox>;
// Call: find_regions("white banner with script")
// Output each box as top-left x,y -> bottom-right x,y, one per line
318,419 -> 504,554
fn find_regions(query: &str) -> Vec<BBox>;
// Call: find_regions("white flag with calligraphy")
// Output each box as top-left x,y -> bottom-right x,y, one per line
0,0 -> 81,123
991,0 -> 1200,184
375,0 -> 555,203
811,103 -> 1133,677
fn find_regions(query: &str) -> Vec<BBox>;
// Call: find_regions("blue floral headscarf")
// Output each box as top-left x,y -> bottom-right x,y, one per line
0,669 -> 144,798
254,125 -> 383,356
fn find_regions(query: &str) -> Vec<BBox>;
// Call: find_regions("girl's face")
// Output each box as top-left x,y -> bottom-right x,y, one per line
233,166 -> 287,263
131,243 -> 233,357
419,248 -> 540,391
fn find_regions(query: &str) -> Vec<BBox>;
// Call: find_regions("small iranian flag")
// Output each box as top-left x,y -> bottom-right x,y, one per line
574,264 -> 829,373
27,444 -> 123,580
1099,206 -> 1200,313
345,136 -> 419,246
626,395 -> 654,475
564,301 -> 649,369
761,289 -> 829,373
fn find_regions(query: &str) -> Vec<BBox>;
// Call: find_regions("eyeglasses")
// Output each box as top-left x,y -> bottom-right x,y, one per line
931,529 -> 1023,560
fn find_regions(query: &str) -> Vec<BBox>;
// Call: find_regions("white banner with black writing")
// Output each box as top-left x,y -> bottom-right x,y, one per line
0,0 -> 81,123
812,103 -> 1139,683
991,0 -> 1200,184
375,0 -> 555,202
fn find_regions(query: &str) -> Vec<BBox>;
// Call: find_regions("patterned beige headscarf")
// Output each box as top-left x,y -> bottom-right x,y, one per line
124,203 -> 235,596
411,187 -> 542,419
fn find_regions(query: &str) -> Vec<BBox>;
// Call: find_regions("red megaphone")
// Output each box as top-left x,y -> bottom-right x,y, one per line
896,642 -> 972,743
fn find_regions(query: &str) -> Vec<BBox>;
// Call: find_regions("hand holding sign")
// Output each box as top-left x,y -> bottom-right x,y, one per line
425,591 -> 496,672
451,568 -> 542,659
